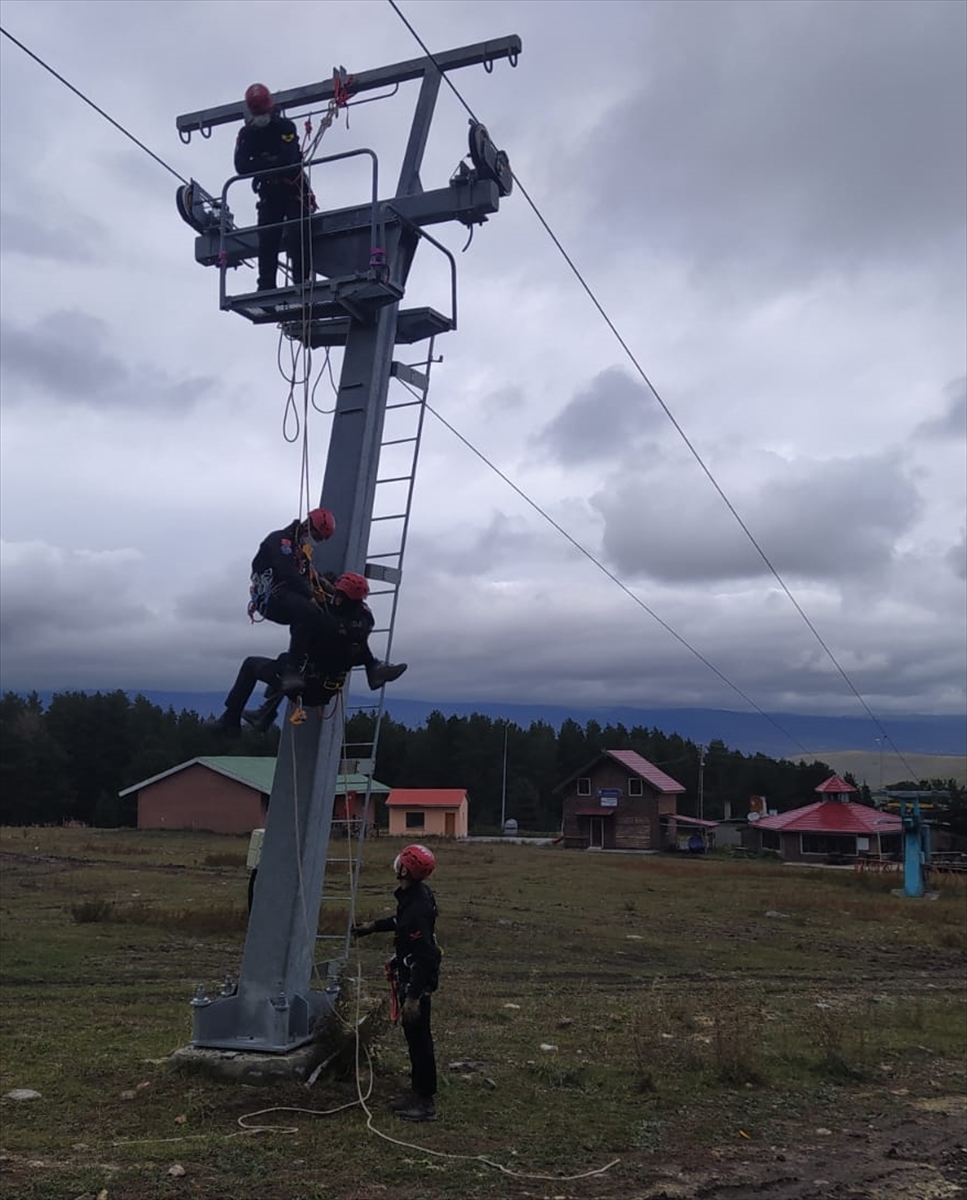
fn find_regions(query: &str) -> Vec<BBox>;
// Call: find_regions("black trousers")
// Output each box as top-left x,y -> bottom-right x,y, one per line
263,589 -> 376,673
256,185 -> 313,290
402,995 -> 437,1100
223,655 -> 283,720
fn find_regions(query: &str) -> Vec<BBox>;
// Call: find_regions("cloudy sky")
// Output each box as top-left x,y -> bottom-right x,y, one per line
1,0 -> 965,742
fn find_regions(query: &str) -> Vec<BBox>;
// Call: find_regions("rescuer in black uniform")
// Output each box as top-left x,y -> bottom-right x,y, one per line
246,507 -> 406,701
353,844 -> 442,1123
234,82 -> 315,291
208,649 -> 348,735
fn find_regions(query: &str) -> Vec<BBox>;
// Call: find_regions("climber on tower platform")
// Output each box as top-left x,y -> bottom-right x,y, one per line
234,82 -> 316,291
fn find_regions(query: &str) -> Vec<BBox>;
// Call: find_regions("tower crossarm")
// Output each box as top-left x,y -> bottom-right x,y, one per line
175,36 -> 521,137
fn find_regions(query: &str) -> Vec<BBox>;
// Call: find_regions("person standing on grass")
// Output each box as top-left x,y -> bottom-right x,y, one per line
352,844 -> 441,1122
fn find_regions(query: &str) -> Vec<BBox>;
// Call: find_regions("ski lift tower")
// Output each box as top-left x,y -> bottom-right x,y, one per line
174,37 -> 519,1055
898,794 -> 932,898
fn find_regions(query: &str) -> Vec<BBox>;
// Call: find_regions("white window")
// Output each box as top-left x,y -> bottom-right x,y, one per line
577,778 -> 592,796
628,778 -> 643,797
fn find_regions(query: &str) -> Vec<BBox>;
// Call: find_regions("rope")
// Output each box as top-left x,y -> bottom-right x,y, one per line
231,956 -> 620,1183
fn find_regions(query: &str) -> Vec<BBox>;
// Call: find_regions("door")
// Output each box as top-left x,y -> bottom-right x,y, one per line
590,818 -> 604,848
445,812 -> 455,837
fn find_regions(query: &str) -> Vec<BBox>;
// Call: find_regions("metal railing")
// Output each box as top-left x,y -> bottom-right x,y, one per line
217,147 -> 382,309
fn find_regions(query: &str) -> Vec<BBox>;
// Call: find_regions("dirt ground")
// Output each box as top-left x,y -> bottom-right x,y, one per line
619,1099 -> 966,1200
1,1103 -> 964,1200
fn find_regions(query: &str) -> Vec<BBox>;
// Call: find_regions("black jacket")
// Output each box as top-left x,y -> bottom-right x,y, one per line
234,115 -> 303,190
373,882 -> 441,1000
321,596 -> 374,670
251,521 -> 314,599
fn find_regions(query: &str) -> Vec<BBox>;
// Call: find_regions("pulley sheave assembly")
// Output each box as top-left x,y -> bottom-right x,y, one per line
468,121 -> 512,197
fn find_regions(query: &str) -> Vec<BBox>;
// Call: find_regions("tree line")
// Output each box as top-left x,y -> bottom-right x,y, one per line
1,690 -> 962,833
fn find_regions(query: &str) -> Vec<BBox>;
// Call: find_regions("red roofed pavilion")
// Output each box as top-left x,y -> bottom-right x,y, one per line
813,775 -> 857,798
750,774 -> 901,863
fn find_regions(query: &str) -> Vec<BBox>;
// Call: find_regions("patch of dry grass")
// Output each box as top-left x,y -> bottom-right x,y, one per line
1,826 -> 965,1200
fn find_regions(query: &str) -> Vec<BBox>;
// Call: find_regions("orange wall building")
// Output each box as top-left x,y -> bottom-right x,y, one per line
385,789 -> 469,839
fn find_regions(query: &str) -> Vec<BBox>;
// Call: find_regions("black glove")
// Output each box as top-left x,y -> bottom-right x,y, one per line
402,996 -> 421,1023
351,922 -> 376,938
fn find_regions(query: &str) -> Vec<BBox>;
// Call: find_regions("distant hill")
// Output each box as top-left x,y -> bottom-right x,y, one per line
25,689 -> 967,760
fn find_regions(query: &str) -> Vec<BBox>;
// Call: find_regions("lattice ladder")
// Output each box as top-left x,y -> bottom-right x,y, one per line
314,338 -> 438,967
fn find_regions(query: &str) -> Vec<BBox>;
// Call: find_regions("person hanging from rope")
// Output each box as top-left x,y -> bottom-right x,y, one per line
234,82 -> 316,292
207,648 -> 347,735
247,508 -> 407,700
210,561 -> 408,733
353,844 -> 442,1123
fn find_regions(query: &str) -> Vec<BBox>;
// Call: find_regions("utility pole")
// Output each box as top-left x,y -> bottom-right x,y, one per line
698,744 -> 706,821
500,721 -> 508,830
175,36 -> 520,1055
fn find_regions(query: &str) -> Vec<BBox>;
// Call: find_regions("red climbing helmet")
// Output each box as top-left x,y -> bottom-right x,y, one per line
394,844 -> 436,881
244,83 -> 275,116
307,508 -> 335,540
334,571 -> 369,600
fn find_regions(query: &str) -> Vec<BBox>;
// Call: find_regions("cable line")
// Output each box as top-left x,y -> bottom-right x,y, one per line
422,398 -> 812,757
0,24 -> 189,185
387,0 -> 921,778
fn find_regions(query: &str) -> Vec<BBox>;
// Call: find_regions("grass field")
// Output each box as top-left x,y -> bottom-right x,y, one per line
1,827 -> 965,1200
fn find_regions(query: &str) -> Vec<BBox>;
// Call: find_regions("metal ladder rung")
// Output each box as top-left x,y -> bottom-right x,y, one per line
366,551 -> 403,561
385,398 -> 424,411
371,512 -> 408,523
376,474 -> 415,485
380,436 -> 418,448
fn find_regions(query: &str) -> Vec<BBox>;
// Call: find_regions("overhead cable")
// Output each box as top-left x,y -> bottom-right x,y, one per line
387,0 -> 921,778
422,398 -> 813,757
0,24 -> 189,185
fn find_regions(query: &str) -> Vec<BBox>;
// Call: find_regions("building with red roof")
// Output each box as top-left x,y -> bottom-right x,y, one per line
748,775 -> 902,863
385,788 -> 469,839
556,749 -> 692,851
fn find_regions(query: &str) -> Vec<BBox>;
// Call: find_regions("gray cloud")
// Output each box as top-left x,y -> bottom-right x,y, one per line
0,0 -> 962,729
0,311 -> 215,410
535,365 -> 665,464
0,541 -> 150,646
947,531 -> 967,582
573,0 -> 967,281
916,377 -> 967,440
0,208 -> 105,263
388,564 -> 967,717
594,451 -> 923,584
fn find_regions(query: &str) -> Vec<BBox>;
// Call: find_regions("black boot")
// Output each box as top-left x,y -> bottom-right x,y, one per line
242,690 -> 282,734
365,660 -> 408,690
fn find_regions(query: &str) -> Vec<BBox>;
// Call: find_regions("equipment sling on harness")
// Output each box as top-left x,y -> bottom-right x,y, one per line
385,956 -> 401,1025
